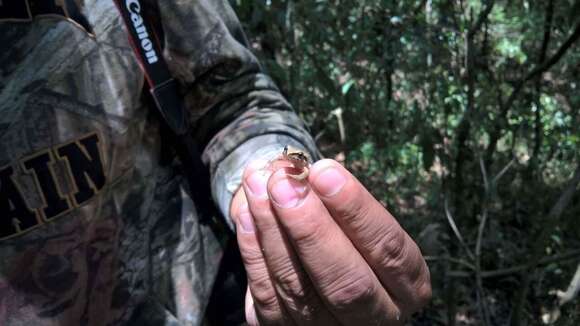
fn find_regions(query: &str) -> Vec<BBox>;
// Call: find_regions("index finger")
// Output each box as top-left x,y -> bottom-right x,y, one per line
266,168 -> 401,324
308,159 -> 432,313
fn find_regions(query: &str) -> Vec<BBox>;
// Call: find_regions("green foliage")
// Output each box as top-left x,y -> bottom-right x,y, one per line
232,0 -> 580,324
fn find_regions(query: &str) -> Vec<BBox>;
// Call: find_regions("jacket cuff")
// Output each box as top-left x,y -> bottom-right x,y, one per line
211,135 -> 312,231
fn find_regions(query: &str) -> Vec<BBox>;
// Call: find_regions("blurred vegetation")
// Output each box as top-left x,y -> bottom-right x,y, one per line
231,0 -> 580,325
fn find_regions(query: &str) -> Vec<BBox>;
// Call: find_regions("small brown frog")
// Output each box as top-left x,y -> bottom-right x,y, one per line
269,145 -> 311,180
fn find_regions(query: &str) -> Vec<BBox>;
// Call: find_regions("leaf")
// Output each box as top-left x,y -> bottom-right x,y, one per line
341,79 -> 356,95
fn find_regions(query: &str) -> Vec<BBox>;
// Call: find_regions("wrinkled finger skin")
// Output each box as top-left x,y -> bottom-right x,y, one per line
231,159 -> 431,325
241,161 -> 338,325
231,184 -> 290,325
307,159 -> 432,312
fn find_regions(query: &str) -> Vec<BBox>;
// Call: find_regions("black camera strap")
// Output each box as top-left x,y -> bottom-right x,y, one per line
113,0 -> 216,223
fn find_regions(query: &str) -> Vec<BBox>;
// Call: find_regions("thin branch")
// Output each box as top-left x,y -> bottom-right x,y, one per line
331,108 -> 346,145
475,281 -> 492,326
486,249 -> 580,279
485,21 -> 580,167
555,263 -> 580,306
524,21 -> 580,84
475,208 -> 489,260
547,164 -> 580,218
448,249 -> 580,279
543,263 -> 580,324
468,0 -> 495,38
528,0 -> 554,163
451,1 -> 497,224
412,0 -> 428,17
480,157 -> 490,194
492,158 -> 516,185
444,198 -> 475,261
424,256 -> 476,271
476,157 -> 492,262
538,0 -> 554,64
530,0 -> 553,164
476,157 -> 492,326
511,164 -> 580,326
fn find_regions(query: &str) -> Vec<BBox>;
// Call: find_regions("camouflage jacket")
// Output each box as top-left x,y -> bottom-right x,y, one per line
0,0 -> 318,325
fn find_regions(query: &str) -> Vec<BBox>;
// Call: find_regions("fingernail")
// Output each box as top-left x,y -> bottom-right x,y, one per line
246,170 -> 270,198
270,178 -> 308,208
238,203 -> 255,233
313,168 -> 346,197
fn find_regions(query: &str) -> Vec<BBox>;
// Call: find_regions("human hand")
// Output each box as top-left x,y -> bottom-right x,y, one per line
230,159 -> 431,325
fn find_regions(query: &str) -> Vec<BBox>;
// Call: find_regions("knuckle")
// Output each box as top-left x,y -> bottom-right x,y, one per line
251,272 -> 273,293
273,268 -> 320,318
249,274 -> 278,310
241,247 -> 266,271
325,272 -> 377,310
287,217 -> 326,250
371,227 -> 408,272
339,187 -> 370,226
273,264 -> 308,300
269,261 -> 323,321
251,288 -> 279,312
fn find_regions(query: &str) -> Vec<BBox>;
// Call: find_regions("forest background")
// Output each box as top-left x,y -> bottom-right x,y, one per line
230,0 -> 580,325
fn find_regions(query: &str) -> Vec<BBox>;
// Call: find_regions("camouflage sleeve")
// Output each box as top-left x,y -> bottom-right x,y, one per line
211,136 -> 314,230
153,0 -> 320,228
